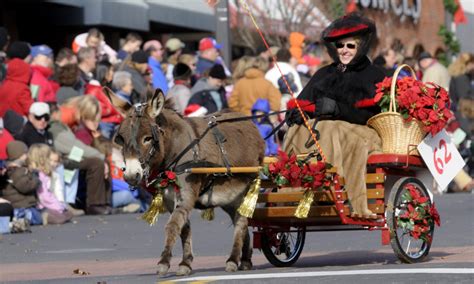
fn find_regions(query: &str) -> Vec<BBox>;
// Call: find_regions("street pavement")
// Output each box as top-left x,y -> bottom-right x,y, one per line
0,192 -> 473,283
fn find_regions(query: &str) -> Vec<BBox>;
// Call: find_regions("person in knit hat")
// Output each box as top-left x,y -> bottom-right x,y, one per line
188,64 -> 228,114
3,141 -> 43,225
167,63 -> 193,114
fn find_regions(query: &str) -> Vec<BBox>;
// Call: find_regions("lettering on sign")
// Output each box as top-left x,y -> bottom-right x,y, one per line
355,0 -> 422,23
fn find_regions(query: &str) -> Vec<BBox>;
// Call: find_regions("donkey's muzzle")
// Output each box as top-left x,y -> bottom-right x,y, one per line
124,172 -> 142,187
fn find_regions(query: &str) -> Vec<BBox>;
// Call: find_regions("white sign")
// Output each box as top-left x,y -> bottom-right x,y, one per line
417,129 -> 465,190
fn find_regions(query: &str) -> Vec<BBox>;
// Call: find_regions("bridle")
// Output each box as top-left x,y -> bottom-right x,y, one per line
131,103 -> 162,182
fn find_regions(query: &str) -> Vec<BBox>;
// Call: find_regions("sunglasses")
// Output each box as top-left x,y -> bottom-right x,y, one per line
34,114 -> 50,121
335,42 -> 357,49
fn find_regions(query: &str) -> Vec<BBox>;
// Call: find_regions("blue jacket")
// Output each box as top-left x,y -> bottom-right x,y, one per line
195,57 -> 215,78
148,57 -> 169,94
251,99 -> 278,156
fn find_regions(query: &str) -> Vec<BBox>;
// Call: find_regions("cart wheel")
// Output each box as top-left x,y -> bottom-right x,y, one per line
387,177 -> 434,263
261,227 -> 306,267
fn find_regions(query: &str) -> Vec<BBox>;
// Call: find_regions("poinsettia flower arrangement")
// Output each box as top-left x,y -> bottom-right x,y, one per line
153,170 -> 181,194
397,184 -> 441,244
374,76 -> 453,136
262,150 -> 332,190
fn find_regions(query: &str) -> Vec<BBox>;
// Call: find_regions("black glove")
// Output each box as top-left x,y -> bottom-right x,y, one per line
315,97 -> 339,116
285,108 -> 309,127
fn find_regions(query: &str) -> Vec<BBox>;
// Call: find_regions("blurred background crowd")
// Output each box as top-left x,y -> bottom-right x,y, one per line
0,0 -> 472,234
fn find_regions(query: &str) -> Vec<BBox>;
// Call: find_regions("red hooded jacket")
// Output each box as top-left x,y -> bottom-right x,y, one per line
0,59 -> 33,117
85,83 -> 123,124
30,65 -> 57,102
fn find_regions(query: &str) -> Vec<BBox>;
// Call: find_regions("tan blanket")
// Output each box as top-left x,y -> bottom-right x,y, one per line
283,120 -> 382,217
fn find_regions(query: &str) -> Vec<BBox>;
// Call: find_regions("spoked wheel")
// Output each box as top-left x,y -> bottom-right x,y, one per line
261,227 -> 306,267
387,177 -> 434,263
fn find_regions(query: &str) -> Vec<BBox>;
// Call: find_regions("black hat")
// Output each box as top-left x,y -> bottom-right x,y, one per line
418,51 -> 432,62
131,50 -> 149,64
209,64 -> 226,80
0,27 -> 8,51
6,41 -> 31,60
321,13 -> 376,65
172,63 -> 192,80
322,13 -> 376,42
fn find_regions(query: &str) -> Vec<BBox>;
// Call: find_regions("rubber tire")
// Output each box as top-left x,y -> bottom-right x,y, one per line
261,227 -> 306,267
386,177 -> 434,263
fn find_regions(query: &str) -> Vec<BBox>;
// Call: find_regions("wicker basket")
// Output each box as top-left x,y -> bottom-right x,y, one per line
367,64 -> 426,156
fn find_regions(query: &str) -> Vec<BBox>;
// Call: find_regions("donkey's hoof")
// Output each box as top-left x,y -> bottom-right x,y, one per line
176,265 -> 192,276
239,260 -> 253,271
157,263 -> 170,276
225,261 -> 238,272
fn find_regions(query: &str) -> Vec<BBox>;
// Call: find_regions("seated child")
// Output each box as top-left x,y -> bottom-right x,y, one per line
2,141 -> 43,225
28,144 -> 73,224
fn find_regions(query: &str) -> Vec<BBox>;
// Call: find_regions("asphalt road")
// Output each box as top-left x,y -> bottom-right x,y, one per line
1,193 -> 473,283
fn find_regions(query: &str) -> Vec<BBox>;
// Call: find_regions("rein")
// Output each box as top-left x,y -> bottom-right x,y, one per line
165,109 -> 287,174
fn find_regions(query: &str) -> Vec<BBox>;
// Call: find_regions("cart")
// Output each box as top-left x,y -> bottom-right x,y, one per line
248,153 -> 434,267
187,153 -> 435,267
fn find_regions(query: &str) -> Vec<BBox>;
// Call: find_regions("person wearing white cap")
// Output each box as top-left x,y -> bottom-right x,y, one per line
15,102 -> 54,147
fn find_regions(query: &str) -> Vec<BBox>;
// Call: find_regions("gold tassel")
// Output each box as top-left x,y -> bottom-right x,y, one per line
141,193 -> 164,226
294,189 -> 314,218
201,208 -> 215,221
238,177 -> 261,218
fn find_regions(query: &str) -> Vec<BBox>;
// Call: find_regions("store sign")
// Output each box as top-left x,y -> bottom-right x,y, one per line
355,0 -> 422,23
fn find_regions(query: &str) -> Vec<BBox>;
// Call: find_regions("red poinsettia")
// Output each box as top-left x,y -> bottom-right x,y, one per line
263,150 -> 331,190
374,76 -> 453,136
397,184 -> 441,243
153,170 -> 180,194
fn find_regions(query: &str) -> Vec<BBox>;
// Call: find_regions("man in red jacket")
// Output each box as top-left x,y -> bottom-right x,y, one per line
30,45 -> 58,102
0,58 -> 33,117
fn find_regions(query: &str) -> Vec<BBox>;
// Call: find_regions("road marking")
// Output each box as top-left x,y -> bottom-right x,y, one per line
43,248 -> 116,254
171,268 -> 474,282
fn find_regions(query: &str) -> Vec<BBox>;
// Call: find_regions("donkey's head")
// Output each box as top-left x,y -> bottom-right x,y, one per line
114,89 -> 167,186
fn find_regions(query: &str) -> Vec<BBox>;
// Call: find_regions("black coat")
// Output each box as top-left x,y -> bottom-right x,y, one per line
15,121 -> 54,147
298,56 -> 385,125
187,88 -> 228,115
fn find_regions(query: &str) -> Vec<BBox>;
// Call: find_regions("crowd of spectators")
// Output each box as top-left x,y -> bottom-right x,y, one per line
0,25 -> 472,234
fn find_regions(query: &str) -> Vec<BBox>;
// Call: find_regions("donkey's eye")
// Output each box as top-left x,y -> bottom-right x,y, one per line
143,136 -> 153,144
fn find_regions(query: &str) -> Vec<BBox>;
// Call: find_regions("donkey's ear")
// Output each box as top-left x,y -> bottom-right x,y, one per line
147,89 -> 165,118
103,86 -> 131,116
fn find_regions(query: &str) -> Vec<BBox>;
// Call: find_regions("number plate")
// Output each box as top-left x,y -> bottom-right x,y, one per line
417,129 -> 466,189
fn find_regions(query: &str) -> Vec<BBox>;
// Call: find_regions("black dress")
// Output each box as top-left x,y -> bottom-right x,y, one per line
298,56 -> 385,125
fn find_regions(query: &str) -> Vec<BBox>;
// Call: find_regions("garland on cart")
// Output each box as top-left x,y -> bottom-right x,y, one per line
238,151 -> 333,219
397,184 -> 441,243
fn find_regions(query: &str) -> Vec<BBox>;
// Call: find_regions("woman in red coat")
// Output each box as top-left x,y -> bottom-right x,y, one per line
84,82 -> 123,139
0,59 -> 33,117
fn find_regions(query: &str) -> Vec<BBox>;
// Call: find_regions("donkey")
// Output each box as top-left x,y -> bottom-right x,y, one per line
113,89 -> 265,276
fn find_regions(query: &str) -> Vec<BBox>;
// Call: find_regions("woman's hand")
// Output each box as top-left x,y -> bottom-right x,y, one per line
315,98 -> 339,116
285,109 -> 308,126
